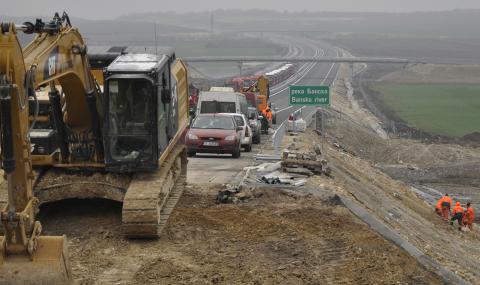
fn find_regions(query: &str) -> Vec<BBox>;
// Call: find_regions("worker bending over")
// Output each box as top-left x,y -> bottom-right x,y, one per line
436,194 -> 452,221
451,202 -> 464,231
463,202 -> 475,231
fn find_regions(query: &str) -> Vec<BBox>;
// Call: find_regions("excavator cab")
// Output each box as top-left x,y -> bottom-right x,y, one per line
103,52 -> 178,172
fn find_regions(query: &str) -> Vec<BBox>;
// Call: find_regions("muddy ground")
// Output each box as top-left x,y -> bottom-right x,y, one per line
39,184 -> 442,285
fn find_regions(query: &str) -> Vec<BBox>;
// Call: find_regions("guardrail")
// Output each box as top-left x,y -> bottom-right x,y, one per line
271,120 -> 287,154
304,108 -> 317,127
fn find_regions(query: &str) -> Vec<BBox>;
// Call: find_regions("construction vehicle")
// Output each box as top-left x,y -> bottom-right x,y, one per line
0,13 -> 189,284
243,75 -> 277,124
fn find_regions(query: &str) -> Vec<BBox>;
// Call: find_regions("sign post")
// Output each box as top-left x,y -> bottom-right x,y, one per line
289,85 -> 330,155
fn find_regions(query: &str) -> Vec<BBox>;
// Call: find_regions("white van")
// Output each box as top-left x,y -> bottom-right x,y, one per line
197,90 -> 248,119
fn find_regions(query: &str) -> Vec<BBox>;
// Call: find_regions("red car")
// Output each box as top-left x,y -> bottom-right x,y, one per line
186,114 -> 242,158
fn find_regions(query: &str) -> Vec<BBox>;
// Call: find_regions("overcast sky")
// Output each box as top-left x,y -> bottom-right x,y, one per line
4,0 -> 480,20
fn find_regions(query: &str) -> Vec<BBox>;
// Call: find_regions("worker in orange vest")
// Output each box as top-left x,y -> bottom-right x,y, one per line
261,107 -> 273,128
435,199 -> 443,217
436,194 -> 452,221
451,202 -> 465,231
261,107 -> 267,119
263,107 -> 272,121
463,202 -> 475,231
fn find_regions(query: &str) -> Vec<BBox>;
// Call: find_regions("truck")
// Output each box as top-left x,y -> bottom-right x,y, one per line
243,75 -> 277,124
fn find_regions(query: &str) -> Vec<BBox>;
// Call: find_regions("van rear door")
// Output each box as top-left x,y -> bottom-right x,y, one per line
200,101 -> 236,113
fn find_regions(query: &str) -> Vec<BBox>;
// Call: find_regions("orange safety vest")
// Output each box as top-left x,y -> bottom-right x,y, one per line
464,207 -> 475,222
452,202 -> 464,215
438,196 -> 452,208
266,110 -> 272,120
443,196 -> 452,206
261,108 -> 268,117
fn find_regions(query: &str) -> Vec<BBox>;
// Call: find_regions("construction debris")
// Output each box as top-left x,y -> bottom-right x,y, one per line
283,167 -> 314,177
254,154 -> 282,161
216,187 -> 247,204
260,171 -> 307,186
261,176 -> 282,184
244,162 -> 282,173
281,150 -> 330,176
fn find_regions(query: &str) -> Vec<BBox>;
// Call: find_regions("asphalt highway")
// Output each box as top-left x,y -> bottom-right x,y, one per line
268,36 -> 340,126
187,35 -> 341,184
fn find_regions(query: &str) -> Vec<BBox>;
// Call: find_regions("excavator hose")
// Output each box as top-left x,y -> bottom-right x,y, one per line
25,66 -> 39,132
0,84 -> 15,174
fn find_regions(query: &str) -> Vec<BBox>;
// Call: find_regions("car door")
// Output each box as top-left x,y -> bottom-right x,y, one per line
241,115 -> 252,143
233,115 -> 246,142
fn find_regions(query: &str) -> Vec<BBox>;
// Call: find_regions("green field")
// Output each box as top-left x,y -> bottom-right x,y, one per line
372,84 -> 480,137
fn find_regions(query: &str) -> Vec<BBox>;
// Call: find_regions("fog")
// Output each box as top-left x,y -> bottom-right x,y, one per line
3,0 -> 480,20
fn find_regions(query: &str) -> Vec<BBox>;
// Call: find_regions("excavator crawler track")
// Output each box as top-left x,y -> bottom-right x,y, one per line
122,145 -> 187,238
0,145 -> 188,239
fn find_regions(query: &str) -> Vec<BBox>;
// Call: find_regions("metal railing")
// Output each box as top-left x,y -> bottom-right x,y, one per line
271,120 -> 287,154
304,108 -> 317,126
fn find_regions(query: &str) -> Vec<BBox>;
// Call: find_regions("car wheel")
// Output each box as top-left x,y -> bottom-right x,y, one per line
232,146 -> 241,158
244,144 -> 252,152
187,151 -> 196,157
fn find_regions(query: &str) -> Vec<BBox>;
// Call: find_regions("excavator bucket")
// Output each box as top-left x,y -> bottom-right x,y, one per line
0,236 -> 72,285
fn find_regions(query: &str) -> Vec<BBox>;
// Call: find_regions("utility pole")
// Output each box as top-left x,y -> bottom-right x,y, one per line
238,62 -> 243,77
210,13 -> 214,35
154,22 -> 158,56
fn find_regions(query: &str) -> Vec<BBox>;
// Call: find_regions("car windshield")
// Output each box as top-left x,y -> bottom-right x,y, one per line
233,115 -> 245,126
192,116 -> 235,130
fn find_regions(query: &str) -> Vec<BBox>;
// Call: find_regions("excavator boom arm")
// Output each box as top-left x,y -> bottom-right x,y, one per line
0,15 -> 74,284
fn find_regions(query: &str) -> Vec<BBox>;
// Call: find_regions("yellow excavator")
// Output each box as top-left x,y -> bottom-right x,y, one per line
0,12 -> 189,284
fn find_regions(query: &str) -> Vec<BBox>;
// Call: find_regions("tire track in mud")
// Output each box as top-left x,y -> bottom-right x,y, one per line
313,238 -> 357,284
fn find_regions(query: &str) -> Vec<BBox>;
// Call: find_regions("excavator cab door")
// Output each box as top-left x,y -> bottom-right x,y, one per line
103,53 -> 176,172
103,76 -> 158,172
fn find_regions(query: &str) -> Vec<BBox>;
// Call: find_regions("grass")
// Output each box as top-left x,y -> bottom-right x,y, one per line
372,84 -> 480,138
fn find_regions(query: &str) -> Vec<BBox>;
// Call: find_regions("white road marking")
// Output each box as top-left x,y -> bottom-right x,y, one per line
277,106 -> 294,113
